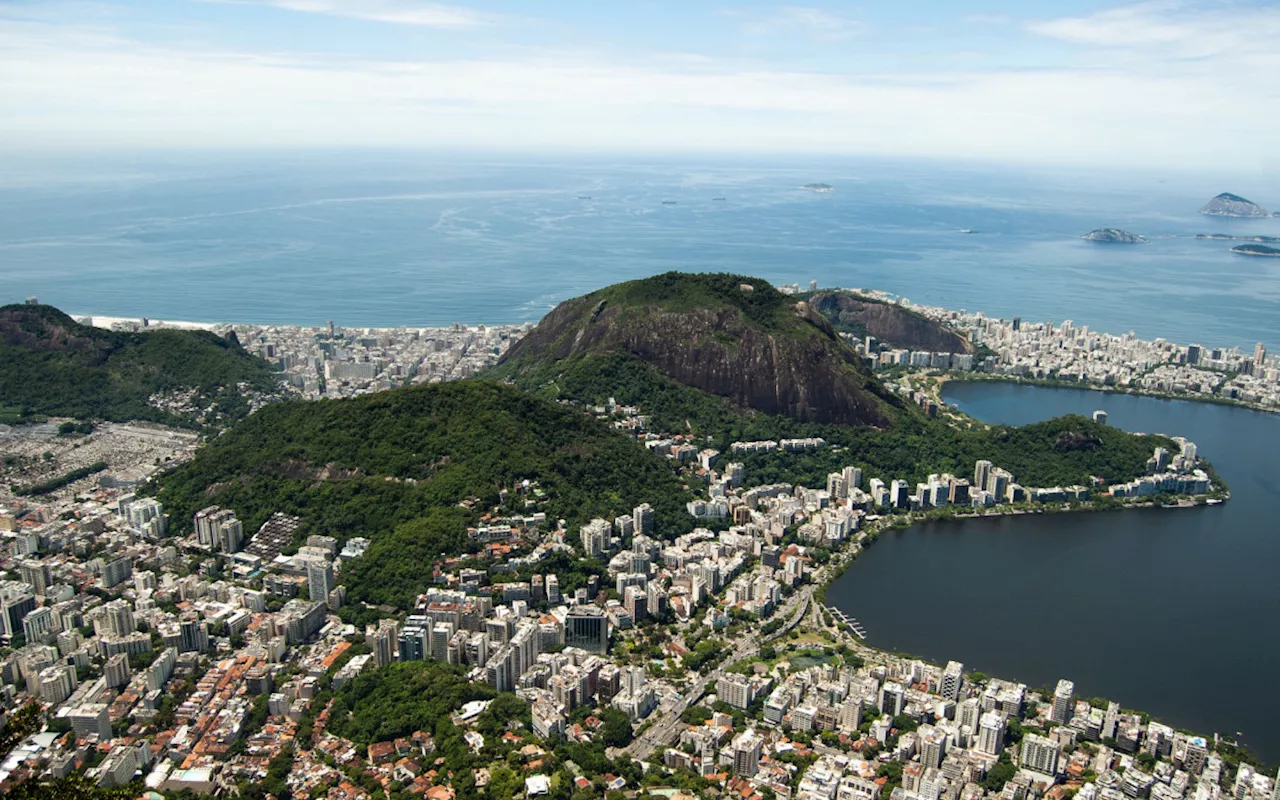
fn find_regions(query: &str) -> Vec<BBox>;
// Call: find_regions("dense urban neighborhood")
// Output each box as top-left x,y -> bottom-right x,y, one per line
0,284 -> 1268,800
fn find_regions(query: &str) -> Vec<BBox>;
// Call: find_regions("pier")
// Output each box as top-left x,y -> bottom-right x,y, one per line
823,604 -> 868,640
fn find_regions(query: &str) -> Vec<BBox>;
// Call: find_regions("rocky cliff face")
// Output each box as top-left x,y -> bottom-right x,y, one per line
497,274 -> 898,428
805,292 -> 973,355
0,305 -> 106,354
1082,228 -> 1147,243
1199,193 -> 1271,217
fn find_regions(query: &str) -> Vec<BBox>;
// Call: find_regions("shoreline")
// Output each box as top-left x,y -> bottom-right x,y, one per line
930,371 -> 1280,417
68,312 -> 529,333
817,490 -> 1229,605
814,496 -> 1253,762
68,304 -> 1274,418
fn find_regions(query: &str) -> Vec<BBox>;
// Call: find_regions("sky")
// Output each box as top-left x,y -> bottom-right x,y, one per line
1,0 -> 1278,168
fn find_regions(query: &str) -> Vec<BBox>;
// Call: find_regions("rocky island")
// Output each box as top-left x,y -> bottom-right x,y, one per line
1230,243 -> 1280,257
1197,233 -> 1280,243
802,182 -> 834,192
1199,192 -> 1271,217
1082,228 -> 1147,243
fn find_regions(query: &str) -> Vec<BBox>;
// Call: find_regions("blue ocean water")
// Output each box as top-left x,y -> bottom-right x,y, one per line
1,152 -> 1277,349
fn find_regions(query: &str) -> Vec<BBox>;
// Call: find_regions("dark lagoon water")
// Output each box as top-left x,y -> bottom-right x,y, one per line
825,382 -> 1280,762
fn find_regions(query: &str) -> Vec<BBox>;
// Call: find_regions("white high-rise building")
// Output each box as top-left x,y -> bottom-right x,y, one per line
580,519 -> 610,558
920,726 -> 948,769
879,681 -> 905,717
827,474 -> 846,501
1020,734 -> 1062,774
1051,679 -> 1074,725
843,466 -> 863,492
958,697 -> 982,733
987,468 -> 1012,501
978,711 -> 1006,756
632,504 -> 655,537
307,560 -> 335,608
941,661 -> 964,702
1102,701 -> 1119,740
973,460 -> 993,491
731,729 -> 764,777
890,480 -> 911,509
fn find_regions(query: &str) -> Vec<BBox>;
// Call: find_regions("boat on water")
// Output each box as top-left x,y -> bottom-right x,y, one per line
662,200 -> 677,205
959,228 -> 977,234
577,195 -> 592,200
712,197 -> 726,201
1207,498 -> 1224,505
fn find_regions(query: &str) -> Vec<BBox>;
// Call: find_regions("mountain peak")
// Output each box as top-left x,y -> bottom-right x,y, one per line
493,272 -> 900,428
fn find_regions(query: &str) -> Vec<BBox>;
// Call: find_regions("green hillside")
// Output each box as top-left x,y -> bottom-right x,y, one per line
487,273 -> 1175,491
0,304 -> 279,427
152,380 -> 693,608
491,272 -> 901,428
496,348 -> 1167,489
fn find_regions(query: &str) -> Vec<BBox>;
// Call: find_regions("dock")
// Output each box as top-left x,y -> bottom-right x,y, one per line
823,604 -> 868,640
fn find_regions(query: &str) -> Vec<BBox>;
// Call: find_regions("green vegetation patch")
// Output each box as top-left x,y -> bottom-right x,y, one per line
0,304 -> 278,427
493,348 -> 1167,489
153,380 -> 693,608
15,461 -> 108,496
593,272 -> 800,332
326,660 -> 496,748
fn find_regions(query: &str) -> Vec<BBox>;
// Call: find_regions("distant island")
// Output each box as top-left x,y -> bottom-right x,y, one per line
1199,192 -> 1271,217
1082,228 -> 1146,244
1230,244 -> 1280,257
802,182 -> 834,192
1197,233 -> 1280,243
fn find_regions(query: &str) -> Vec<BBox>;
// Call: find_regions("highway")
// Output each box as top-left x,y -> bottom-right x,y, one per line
620,584 -> 814,762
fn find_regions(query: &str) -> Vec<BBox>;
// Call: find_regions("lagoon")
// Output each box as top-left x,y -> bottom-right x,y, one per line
825,382 -> 1280,762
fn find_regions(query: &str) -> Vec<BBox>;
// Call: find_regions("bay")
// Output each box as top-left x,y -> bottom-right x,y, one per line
1,152 -> 1278,351
825,382 -> 1280,762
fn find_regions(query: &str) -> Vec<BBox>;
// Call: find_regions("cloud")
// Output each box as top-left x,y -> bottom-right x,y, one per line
741,5 -> 866,42
0,2 -> 1277,170
1027,1 -> 1280,58
216,0 -> 497,27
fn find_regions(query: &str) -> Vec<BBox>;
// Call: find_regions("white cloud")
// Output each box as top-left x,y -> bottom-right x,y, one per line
1027,1 -> 1280,58
215,0 -> 497,27
739,5 -> 866,42
0,2 -> 1277,170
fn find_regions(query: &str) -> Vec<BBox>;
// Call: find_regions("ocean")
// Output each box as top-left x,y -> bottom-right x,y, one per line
2,152 -> 1278,350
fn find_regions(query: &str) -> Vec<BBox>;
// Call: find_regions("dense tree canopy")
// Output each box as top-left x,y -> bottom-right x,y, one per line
153,380 -> 694,606
0,304 -> 278,426
490,350 -> 1172,489
327,661 -> 495,748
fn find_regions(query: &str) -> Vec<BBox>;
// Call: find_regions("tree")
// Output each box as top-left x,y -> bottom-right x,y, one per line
600,707 -> 634,748
983,752 -> 1016,792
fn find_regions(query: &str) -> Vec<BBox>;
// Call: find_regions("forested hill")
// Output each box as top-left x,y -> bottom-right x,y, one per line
152,380 -> 693,607
491,272 -> 901,428
0,304 -> 279,427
